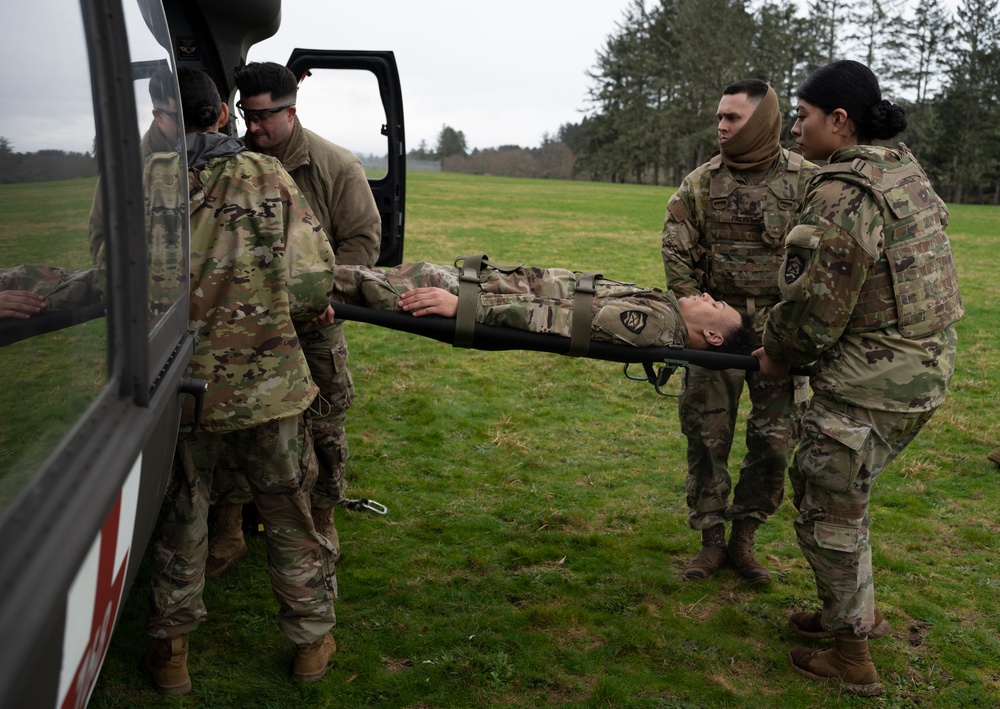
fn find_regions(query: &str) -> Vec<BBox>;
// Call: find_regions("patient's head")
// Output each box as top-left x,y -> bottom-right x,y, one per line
677,293 -> 755,354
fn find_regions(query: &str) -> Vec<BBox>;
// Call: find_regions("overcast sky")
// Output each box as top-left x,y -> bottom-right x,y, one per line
2,0 -> 961,156
247,0 -> 642,156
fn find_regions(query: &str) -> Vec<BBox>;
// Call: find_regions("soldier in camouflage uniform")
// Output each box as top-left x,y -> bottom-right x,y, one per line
331,260 -> 756,354
89,66 -> 179,266
205,62 -> 382,574
755,61 -> 963,696
143,68 -> 338,695
661,80 -> 816,584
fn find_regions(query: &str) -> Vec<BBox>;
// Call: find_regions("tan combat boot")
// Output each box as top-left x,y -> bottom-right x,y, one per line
293,633 -> 336,682
726,517 -> 771,584
789,607 -> 891,639
144,634 -> 191,695
681,525 -> 727,581
312,505 -> 341,564
789,633 -> 882,696
205,503 -> 248,579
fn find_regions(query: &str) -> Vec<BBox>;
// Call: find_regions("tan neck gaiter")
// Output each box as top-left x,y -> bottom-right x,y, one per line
720,85 -> 782,172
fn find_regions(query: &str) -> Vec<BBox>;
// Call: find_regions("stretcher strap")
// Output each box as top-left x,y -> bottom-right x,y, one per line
569,272 -> 600,357
454,254 -> 486,348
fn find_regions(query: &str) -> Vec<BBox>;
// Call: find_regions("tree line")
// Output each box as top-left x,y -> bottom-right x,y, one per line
0,138 -> 99,184
422,0 -> 1000,204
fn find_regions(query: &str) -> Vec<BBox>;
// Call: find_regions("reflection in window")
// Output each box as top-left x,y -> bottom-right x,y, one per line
0,0 -> 187,514
127,0 -> 187,331
0,0 -> 104,512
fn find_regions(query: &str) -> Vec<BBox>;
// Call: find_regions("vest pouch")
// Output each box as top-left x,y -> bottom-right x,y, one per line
709,241 -> 783,297
883,175 -> 964,337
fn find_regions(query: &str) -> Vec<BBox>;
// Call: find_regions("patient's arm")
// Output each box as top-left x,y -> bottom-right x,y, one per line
0,290 -> 47,319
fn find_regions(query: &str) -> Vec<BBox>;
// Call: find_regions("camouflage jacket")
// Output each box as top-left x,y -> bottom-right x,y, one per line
762,144 -> 960,412
245,118 -> 381,267
332,261 -> 689,348
661,148 -> 816,333
184,136 -> 336,431
89,120 -> 177,265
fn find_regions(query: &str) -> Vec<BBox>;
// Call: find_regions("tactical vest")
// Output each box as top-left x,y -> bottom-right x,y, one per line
815,146 -> 964,337
705,151 -> 805,299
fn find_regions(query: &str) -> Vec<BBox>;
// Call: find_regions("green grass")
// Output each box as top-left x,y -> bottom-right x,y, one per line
8,171 -> 997,707
0,177 -> 106,509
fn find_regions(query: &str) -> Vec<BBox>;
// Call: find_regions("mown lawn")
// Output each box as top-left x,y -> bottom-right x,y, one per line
78,171 -> 1000,708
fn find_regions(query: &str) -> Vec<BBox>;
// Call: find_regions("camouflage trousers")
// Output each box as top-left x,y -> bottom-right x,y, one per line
212,323 -> 355,509
678,364 -> 808,529
147,414 -> 337,645
790,394 -> 936,637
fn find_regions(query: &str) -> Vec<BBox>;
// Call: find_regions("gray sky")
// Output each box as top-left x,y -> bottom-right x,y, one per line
247,0 -> 642,155
1,0 -> 962,156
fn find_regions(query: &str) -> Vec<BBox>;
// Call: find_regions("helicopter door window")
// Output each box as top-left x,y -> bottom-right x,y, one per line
235,67 -> 389,179
124,0 -> 188,333
0,0 -> 106,513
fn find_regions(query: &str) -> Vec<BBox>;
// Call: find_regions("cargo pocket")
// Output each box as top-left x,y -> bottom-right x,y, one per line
328,341 -> 355,411
814,520 -> 861,553
799,403 -> 872,493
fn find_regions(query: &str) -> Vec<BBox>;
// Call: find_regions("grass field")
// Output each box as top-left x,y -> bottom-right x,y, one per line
32,170 -> 996,707
0,178 -> 106,510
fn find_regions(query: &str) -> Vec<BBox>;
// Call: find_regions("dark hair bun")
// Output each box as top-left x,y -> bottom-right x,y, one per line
866,99 -> 907,140
195,105 -> 219,127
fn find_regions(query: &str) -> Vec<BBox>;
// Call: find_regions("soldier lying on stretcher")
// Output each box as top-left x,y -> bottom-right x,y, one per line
2,259 -> 755,355
331,259 -> 757,354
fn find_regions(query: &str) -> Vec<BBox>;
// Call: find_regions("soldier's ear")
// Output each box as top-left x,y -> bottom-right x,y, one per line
830,108 -> 853,135
217,102 -> 230,130
703,327 -> 724,347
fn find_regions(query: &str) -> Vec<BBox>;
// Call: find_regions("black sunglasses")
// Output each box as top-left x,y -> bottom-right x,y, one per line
236,101 -> 295,124
153,106 -> 179,120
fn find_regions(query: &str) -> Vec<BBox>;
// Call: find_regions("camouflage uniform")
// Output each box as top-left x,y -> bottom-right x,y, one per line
762,144 -> 963,637
214,118 -> 380,509
0,265 -> 101,310
662,148 -> 815,530
332,261 -> 689,348
89,119 -> 176,265
147,134 -> 338,644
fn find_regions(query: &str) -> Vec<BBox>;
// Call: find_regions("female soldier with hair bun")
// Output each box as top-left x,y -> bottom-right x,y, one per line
754,60 -> 964,696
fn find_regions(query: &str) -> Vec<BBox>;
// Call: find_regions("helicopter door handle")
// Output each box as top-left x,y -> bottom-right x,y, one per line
179,378 -> 208,431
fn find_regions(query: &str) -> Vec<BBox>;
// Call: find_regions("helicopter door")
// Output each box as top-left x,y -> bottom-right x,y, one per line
282,49 -> 406,267
0,0 -> 195,705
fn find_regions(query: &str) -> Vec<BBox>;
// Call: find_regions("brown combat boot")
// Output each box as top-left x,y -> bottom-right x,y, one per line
144,634 -> 191,695
312,505 -> 340,564
292,633 -> 336,682
988,448 -> 1000,466
681,525 -> 727,581
789,608 -> 891,639
726,517 -> 771,584
205,503 -> 248,579
789,633 -> 882,696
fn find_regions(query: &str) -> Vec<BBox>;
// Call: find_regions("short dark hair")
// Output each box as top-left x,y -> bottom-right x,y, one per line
723,79 -> 769,103
234,61 -> 298,102
148,66 -> 174,106
796,60 -> 907,143
709,312 -> 756,356
178,67 -> 221,131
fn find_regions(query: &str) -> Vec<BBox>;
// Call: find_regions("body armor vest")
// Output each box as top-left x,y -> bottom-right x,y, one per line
815,146 -> 964,337
704,152 -> 804,299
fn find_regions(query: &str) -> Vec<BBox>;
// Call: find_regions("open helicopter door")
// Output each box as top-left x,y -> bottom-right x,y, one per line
282,49 -> 406,267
